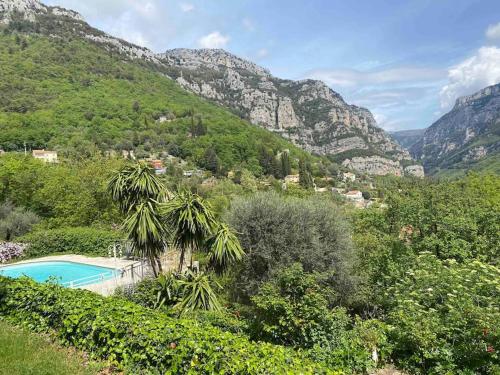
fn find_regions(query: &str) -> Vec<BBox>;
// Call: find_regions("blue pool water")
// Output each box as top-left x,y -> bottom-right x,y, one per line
0,261 -> 118,286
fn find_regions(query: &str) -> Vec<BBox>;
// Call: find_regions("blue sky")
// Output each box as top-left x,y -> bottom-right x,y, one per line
45,0 -> 500,131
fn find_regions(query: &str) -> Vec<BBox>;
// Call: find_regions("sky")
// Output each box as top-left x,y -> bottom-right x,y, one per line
44,0 -> 500,131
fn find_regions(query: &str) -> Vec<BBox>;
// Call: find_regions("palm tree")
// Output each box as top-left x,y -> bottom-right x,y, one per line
207,223 -> 245,274
175,270 -> 222,313
162,189 -> 216,272
108,162 -> 169,276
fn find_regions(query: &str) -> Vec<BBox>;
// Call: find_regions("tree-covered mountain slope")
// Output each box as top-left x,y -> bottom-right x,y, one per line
0,2 -> 313,174
0,0 -> 423,176
411,83 -> 500,176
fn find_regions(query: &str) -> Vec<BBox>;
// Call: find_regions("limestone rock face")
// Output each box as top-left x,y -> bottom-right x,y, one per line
0,0 -> 45,23
158,48 -> 419,175
411,83 -> 500,174
2,0 -> 424,176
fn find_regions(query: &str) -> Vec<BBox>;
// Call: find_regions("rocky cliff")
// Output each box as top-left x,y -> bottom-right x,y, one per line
1,0 -> 423,176
411,83 -> 500,174
159,48 -> 423,176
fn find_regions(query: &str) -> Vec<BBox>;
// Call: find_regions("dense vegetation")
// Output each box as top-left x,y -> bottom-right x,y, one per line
0,31 -> 313,175
0,147 -> 498,374
0,277 -> 338,374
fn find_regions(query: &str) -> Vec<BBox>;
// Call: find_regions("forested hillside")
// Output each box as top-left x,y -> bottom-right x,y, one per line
0,32 -> 311,174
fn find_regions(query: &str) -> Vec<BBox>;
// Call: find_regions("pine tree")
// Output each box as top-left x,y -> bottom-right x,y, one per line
280,151 -> 291,177
299,159 -> 313,188
202,148 -> 219,174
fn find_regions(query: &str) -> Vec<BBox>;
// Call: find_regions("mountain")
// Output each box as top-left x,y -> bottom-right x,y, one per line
0,0 -> 423,176
390,129 -> 426,149
159,49 -> 424,177
411,83 -> 500,176
0,0 -> 314,174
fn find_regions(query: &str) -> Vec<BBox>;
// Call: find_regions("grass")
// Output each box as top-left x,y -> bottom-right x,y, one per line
0,320 -> 104,375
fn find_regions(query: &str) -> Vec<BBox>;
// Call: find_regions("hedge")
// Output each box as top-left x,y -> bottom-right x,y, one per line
18,227 -> 124,258
0,277 -> 339,374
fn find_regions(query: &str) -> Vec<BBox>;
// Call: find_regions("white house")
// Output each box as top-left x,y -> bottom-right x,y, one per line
32,149 -> 58,163
343,172 -> 356,182
343,190 -> 363,201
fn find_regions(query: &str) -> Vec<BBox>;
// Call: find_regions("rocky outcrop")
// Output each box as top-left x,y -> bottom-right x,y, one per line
411,83 -> 500,173
2,0 -> 423,176
157,49 -> 420,175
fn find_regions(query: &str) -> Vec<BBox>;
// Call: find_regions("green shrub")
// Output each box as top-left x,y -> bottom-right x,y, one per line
0,277 -> 340,374
19,227 -> 123,258
250,264 -> 350,348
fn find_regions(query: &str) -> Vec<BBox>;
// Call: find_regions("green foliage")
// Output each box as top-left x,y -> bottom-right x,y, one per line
226,192 -> 356,303
0,277 -> 336,374
0,33 -> 310,175
176,270 -> 222,314
206,223 -> 245,274
108,162 -> 169,275
386,253 -> 500,374
251,264 -> 349,348
299,158 -> 314,188
18,227 -> 123,258
0,154 -> 123,227
0,201 -> 40,240
162,189 -> 217,271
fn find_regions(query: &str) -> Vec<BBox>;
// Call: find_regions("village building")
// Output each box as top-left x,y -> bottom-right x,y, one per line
284,174 -> 300,184
342,172 -> 356,182
343,190 -> 364,201
149,160 -> 166,175
32,149 -> 58,163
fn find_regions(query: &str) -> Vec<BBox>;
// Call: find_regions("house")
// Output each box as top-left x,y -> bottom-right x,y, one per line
284,174 -> 300,184
183,169 -> 204,178
149,160 -> 166,175
343,190 -> 364,201
343,172 -> 356,182
32,149 -> 58,163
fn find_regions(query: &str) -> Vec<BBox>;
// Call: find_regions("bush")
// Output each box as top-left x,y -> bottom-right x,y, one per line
19,227 -> 123,258
0,201 -> 40,241
386,253 -> 500,374
250,264 -> 350,348
226,192 -> 357,304
0,242 -> 26,263
0,277 -> 339,374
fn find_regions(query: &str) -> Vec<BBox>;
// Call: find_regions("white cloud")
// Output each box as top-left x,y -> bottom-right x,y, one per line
486,22 -> 500,42
256,48 -> 269,58
198,31 -> 230,49
306,67 -> 444,88
439,46 -> 500,109
242,18 -> 255,32
180,3 -> 194,13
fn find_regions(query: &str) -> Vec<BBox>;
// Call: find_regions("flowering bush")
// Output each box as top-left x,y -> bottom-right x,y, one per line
0,242 -> 25,263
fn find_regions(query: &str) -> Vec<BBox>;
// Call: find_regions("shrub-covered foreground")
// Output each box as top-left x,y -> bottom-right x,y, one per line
0,277 -> 341,374
19,227 -> 123,258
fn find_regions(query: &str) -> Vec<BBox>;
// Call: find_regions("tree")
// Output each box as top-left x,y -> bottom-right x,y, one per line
207,223 -> 245,274
280,151 -> 292,177
0,201 -> 40,241
226,192 -> 356,303
132,101 -> 141,112
202,147 -> 219,174
108,162 -> 169,276
162,190 -> 216,272
251,263 -> 350,348
299,159 -> 314,188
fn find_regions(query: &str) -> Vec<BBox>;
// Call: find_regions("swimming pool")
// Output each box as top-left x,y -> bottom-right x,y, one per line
0,261 -> 118,287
